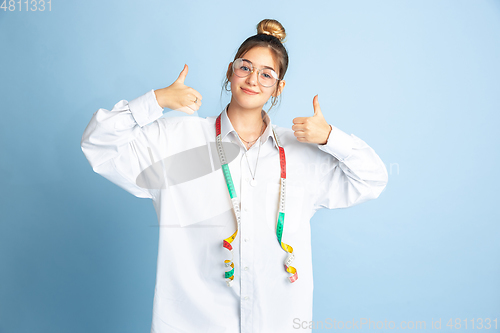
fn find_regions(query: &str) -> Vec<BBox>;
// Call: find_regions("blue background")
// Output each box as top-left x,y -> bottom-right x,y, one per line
1,0 -> 499,332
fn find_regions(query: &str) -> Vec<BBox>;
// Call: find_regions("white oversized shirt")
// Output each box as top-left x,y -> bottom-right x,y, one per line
80,89 -> 388,333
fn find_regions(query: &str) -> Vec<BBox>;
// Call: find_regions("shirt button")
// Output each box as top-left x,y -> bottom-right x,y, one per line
244,296 -> 249,300
244,207 -> 248,212
245,177 -> 249,182
244,267 -> 249,271
244,238 -> 249,242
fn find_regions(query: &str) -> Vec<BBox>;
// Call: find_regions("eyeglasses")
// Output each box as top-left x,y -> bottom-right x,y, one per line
232,58 -> 279,87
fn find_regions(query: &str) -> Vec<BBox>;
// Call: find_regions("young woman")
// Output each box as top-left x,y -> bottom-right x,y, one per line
81,19 -> 388,333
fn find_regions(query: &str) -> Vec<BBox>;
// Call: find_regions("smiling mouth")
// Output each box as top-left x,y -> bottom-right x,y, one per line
241,87 -> 258,95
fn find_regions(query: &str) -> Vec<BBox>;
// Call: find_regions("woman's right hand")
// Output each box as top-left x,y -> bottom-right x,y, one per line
154,64 -> 202,114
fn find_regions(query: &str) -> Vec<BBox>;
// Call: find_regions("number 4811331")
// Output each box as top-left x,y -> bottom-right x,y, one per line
1,0 -> 52,11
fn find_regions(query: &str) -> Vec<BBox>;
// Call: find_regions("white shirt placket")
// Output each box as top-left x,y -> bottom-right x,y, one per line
239,144 -> 257,333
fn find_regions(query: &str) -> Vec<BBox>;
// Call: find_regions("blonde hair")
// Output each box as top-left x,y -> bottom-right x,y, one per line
222,19 -> 289,112
257,18 -> 287,43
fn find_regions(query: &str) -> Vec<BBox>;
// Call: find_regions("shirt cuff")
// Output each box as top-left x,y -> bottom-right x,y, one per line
128,89 -> 164,127
317,124 -> 354,162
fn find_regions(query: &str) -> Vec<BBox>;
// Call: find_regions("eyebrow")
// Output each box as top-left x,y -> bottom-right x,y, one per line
241,58 -> 276,72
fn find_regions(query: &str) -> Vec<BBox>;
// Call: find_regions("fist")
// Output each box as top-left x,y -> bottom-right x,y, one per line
154,64 -> 203,114
292,95 -> 332,145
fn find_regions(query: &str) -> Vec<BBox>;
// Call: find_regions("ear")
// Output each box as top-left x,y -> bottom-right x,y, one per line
272,79 -> 286,97
226,62 -> 233,81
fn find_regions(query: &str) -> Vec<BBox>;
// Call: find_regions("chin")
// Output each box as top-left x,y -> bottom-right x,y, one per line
236,98 -> 264,110
231,93 -> 260,108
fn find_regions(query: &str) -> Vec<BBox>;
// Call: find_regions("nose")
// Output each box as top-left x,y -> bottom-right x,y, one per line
246,69 -> 259,85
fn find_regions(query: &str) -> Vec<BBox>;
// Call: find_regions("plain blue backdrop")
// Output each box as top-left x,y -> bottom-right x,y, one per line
1,0 -> 499,332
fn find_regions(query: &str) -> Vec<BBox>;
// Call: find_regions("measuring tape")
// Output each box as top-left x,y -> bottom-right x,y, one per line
215,113 -> 298,286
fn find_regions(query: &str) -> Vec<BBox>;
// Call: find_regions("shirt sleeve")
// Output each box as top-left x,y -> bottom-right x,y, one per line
80,89 -> 166,199
312,124 -> 388,211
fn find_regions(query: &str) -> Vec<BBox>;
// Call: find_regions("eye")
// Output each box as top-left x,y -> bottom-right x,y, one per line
240,65 -> 251,72
262,73 -> 272,79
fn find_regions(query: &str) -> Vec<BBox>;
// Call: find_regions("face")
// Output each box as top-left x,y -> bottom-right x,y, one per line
226,46 -> 285,111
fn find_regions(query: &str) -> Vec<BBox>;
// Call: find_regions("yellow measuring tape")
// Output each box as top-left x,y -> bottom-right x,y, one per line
216,113 -> 298,286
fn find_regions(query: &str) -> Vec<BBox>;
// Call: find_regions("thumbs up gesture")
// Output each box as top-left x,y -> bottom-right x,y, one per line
154,64 -> 203,114
292,95 -> 332,145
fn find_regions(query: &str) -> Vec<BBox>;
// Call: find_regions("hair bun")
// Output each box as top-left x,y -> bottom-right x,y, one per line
256,19 -> 287,43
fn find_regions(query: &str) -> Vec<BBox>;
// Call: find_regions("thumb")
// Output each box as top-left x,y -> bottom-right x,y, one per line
313,94 -> 322,116
175,64 -> 189,84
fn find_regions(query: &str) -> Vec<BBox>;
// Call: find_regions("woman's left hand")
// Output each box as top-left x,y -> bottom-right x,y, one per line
292,95 -> 332,145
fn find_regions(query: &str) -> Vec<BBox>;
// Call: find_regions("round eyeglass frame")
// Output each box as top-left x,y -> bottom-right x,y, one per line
231,58 -> 280,88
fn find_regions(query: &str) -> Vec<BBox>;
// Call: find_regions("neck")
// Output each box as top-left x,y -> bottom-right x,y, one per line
226,101 -> 266,142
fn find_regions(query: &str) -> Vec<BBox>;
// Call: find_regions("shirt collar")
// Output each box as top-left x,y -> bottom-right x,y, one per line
220,104 -> 278,150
